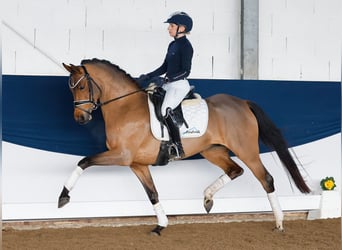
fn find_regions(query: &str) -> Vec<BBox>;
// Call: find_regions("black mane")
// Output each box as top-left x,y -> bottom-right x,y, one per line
81,58 -> 137,84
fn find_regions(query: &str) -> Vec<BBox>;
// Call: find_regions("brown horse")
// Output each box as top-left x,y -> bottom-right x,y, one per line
58,58 -> 310,235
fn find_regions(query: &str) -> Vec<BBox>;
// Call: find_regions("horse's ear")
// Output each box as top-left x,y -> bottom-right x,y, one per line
62,63 -> 81,73
62,63 -> 72,73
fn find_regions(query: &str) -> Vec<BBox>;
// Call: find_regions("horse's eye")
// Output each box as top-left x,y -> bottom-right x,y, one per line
79,85 -> 85,90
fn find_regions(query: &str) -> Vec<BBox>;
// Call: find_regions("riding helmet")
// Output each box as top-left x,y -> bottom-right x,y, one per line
164,12 -> 193,32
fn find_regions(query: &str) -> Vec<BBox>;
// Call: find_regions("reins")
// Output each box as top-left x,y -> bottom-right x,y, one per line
99,89 -> 146,107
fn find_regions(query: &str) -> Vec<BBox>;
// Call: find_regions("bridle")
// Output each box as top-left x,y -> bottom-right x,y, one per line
68,65 -> 145,115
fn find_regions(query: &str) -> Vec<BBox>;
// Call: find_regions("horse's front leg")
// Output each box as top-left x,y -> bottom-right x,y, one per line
58,150 -> 132,208
130,164 -> 168,236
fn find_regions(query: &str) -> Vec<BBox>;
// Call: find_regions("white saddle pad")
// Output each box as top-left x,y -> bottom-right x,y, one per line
148,95 -> 209,141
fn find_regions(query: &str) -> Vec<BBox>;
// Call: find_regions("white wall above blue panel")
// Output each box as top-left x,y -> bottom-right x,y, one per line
2,0 -> 341,80
2,0 -> 241,78
259,0 -> 342,81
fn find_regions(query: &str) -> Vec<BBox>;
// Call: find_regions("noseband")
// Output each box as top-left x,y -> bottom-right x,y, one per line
69,65 -> 145,115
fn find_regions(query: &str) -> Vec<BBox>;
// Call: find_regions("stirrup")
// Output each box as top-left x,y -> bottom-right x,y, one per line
168,143 -> 185,160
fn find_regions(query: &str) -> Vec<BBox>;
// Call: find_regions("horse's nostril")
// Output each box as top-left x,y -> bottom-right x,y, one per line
76,114 -> 91,125
75,114 -> 85,124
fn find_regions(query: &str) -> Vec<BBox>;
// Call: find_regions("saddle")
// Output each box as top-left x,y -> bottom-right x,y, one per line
147,84 -> 208,165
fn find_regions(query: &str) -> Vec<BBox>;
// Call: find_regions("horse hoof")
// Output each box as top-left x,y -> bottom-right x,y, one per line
273,227 -> 285,233
204,198 -> 213,213
58,195 -> 70,208
150,225 -> 165,236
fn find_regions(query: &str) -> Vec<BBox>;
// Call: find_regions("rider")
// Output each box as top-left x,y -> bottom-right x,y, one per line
138,11 -> 193,159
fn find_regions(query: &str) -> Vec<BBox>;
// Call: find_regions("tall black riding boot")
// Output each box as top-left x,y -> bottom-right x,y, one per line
164,108 -> 185,159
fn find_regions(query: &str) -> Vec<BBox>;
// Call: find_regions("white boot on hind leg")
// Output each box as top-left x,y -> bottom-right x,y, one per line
267,191 -> 284,231
203,174 -> 231,213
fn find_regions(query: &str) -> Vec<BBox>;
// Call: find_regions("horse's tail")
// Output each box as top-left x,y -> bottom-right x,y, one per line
247,101 -> 311,193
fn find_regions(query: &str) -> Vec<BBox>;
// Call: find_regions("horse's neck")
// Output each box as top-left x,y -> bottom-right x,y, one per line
96,69 -> 137,101
100,79 -> 147,120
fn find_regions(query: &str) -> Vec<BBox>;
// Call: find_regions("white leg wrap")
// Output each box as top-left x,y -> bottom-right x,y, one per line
204,174 -> 231,199
64,166 -> 83,191
267,191 -> 284,230
153,203 -> 168,227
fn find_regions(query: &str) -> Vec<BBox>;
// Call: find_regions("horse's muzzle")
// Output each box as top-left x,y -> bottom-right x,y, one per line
74,109 -> 92,125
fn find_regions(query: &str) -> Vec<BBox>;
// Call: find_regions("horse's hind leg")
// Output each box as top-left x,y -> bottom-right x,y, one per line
200,145 -> 244,213
242,155 -> 284,231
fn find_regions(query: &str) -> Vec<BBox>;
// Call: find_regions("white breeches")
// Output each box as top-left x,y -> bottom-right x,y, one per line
161,79 -> 191,116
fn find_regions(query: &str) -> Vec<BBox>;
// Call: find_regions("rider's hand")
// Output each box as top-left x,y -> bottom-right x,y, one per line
136,74 -> 150,86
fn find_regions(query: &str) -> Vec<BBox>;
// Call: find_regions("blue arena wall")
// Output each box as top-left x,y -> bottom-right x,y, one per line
3,75 -> 341,156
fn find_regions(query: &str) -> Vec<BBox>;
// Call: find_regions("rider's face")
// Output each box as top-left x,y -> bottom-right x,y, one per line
168,23 -> 185,38
168,23 -> 178,37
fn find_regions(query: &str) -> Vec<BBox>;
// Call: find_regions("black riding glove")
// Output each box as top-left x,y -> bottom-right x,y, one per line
136,74 -> 151,87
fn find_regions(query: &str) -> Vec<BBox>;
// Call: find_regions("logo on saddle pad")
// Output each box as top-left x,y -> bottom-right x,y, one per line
148,95 -> 209,141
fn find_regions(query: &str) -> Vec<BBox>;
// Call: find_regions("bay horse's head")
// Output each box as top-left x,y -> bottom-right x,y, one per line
63,63 -> 101,124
